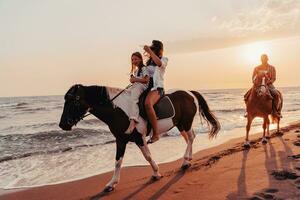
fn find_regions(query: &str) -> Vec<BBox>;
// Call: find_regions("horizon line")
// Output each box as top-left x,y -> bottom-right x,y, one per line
1,85 -> 299,98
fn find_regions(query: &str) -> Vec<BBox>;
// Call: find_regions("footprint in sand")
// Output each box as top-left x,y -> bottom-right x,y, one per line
271,170 -> 299,180
251,193 -> 275,200
263,188 -> 279,193
173,189 -> 183,194
173,186 -> 185,194
288,154 -> 300,160
294,178 -> 300,189
295,129 -> 300,133
293,140 -> 300,146
187,180 -> 202,186
249,188 -> 279,200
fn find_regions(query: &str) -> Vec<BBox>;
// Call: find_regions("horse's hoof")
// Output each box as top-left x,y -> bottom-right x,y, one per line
151,175 -> 163,181
262,138 -> 268,144
243,143 -> 251,149
181,163 -> 191,171
275,131 -> 283,136
103,186 -> 114,193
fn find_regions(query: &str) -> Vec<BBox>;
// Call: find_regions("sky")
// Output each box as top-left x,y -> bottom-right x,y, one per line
1,0 -> 300,97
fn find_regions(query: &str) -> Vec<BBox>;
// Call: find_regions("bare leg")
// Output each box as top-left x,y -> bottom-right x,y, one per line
145,91 -> 161,143
139,137 -> 162,179
104,140 -> 126,192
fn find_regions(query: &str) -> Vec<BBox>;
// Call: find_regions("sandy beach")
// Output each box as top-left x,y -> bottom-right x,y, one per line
0,122 -> 299,200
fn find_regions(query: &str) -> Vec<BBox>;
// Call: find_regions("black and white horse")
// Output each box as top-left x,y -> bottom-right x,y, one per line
59,84 -> 220,192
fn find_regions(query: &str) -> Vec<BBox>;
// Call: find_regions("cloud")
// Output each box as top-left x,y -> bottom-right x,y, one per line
167,0 -> 300,53
219,0 -> 300,37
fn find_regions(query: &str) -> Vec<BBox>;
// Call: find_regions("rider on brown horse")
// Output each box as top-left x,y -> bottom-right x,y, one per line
244,54 -> 282,118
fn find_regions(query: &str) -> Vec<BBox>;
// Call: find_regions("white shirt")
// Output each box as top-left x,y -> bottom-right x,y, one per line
147,57 -> 168,90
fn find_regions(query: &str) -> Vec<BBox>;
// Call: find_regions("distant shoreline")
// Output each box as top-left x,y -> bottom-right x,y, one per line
0,85 -> 299,98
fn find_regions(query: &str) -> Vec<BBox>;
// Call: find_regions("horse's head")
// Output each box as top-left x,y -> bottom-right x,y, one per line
253,71 -> 268,97
59,84 -> 89,131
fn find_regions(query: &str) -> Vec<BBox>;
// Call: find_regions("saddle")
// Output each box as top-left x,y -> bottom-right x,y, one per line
138,90 -> 175,120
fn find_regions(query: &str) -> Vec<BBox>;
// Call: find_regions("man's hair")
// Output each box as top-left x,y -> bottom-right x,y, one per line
261,54 -> 268,59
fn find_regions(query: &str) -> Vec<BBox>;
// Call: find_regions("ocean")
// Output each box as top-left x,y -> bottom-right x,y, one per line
0,87 -> 299,189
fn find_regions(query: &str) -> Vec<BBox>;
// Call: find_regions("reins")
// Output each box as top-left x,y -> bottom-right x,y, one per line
78,84 -> 132,122
109,84 -> 132,103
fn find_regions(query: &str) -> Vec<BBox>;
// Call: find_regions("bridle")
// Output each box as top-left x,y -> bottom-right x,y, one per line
254,76 -> 268,96
64,85 -> 93,126
65,84 -> 131,126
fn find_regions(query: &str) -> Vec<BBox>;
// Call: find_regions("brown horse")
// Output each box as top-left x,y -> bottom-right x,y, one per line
59,85 -> 220,193
244,72 -> 283,147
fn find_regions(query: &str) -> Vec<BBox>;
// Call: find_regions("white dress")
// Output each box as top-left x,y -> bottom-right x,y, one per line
113,66 -> 149,122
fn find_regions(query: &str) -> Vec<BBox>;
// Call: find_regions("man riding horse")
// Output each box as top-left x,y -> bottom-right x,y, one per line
244,54 -> 282,118
243,54 -> 283,147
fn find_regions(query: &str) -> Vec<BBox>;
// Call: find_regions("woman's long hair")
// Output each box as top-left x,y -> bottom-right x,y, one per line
146,40 -> 163,66
130,52 -> 144,75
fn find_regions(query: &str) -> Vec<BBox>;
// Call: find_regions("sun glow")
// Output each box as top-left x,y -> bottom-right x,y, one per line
241,41 -> 272,66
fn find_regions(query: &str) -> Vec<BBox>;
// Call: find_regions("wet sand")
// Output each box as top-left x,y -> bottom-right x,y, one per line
1,122 -> 300,200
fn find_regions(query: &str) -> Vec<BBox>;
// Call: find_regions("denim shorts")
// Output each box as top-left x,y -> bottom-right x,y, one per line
156,87 -> 165,98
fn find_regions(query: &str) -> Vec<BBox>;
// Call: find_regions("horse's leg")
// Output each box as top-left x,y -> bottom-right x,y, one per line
244,116 -> 253,147
277,117 -> 281,134
104,140 -> 126,192
262,117 -> 269,144
180,130 -> 191,169
181,129 -> 196,170
138,137 -> 162,179
266,119 -> 270,139
180,130 -> 190,160
187,128 -> 196,160
180,130 -> 188,143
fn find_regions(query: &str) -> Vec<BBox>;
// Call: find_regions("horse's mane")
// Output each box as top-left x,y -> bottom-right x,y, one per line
105,86 -> 123,100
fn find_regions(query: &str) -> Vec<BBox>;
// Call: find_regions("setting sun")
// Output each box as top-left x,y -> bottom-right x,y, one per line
241,41 -> 273,66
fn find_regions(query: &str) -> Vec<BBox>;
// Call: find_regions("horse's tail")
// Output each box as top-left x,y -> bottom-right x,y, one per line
190,90 -> 221,139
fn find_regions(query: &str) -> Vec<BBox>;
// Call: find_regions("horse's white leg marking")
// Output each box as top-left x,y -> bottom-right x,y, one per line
181,129 -> 195,167
186,129 -> 195,160
181,131 -> 190,162
106,157 -> 123,188
139,137 -> 161,177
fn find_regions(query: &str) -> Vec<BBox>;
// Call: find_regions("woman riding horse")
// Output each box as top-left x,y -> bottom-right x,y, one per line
59,84 -> 220,192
